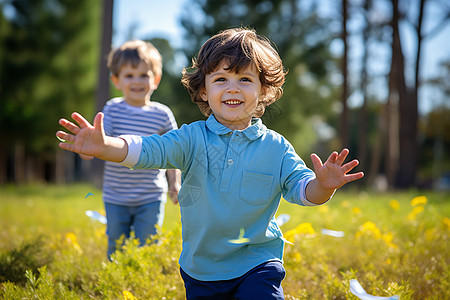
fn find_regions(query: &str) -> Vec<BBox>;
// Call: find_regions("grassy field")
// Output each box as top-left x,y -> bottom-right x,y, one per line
0,184 -> 448,299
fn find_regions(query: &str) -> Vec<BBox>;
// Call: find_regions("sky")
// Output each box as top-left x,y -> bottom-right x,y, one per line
113,0 -> 450,113
113,0 -> 186,48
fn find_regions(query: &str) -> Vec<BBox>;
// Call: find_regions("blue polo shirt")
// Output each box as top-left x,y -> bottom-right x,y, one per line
121,115 -> 319,281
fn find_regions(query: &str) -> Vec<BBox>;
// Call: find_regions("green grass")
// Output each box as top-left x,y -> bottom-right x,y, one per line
0,184 -> 449,299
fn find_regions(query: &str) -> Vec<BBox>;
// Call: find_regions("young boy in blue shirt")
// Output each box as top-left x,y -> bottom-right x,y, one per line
57,27 -> 364,299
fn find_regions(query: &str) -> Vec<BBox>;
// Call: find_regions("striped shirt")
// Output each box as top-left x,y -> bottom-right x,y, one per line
102,97 -> 177,206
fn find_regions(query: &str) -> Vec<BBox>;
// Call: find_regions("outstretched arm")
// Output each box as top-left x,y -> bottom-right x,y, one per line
305,148 -> 364,204
56,112 -> 128,163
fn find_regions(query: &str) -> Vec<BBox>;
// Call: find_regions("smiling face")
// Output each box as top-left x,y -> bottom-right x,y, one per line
201,61 -> 263,130
111,61 -> 160,107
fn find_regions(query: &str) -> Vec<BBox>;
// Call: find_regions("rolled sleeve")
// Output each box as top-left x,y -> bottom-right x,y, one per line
119,135 -> 142,168
299,177 -> 334,206
299,177 -> 317,206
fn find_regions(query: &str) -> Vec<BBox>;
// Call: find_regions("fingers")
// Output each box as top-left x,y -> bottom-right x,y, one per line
342,159 -> 360,173
71,112 -> 92,129
310,153 -> 323,171
326,151 -> 338,164
56,130 -> 74,144
324,148 -> 350,167
335,148 -> 349,165
344,171 -> 365,183
57,137 -> 75,152
59,118 -> 81,135
93,112 -> 104,133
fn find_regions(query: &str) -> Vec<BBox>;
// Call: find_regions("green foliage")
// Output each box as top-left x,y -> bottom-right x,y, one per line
1,266 -> 80,299
0,185 -> 449,299
96,229 -> 184,299
0,235 -> 52,285
0,0 -> 100,182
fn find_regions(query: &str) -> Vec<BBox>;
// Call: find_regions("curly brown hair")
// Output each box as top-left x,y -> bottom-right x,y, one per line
181,27 -> 286,118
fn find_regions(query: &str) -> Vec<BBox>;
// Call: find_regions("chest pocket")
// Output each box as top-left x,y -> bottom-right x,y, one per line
240,171 -> 274,206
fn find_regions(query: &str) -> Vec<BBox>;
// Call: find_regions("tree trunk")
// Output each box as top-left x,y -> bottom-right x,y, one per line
91,0 -> 113,188
357,0 -> 371,173
396,0 -> 424,188
14,142 -> 25,184
340,0 -> 350,148
386,0 -> 408,189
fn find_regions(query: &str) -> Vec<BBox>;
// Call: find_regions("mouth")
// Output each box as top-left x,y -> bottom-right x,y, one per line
223,100 -> 243,106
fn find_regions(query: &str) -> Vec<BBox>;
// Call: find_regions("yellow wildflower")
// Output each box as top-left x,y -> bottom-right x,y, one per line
382,232 -> 397,249
357,221 -> 381,239
123,291 -> 136,300
410,195 -> 427,206
292,252 -> 302,262
352,207 -> 362,215
407,205 -> 424,220
389,199 -> 400,211
284,222 -> 315,243
65,232 -> 82,253
318,205 -> 329,213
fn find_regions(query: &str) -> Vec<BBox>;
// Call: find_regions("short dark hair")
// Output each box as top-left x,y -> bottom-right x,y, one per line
181,27 -> 286,117
107,40 -> 162,78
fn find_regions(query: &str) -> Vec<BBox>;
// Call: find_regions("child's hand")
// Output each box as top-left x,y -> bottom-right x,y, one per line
57,112 -> 107,158
311,148 -> 364,190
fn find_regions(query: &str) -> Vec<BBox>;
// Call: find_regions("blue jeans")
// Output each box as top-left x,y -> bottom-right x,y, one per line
104,201 -> 165,259
180,260 -> 286,299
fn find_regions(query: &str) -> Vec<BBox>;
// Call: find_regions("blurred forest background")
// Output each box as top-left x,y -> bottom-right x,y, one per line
1,0 -> 449,191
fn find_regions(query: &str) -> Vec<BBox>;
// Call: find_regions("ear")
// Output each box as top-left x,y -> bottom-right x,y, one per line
110,75 -> 120,89
200,88 -> 208,102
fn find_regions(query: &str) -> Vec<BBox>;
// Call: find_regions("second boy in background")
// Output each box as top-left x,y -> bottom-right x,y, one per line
102,40 -> 180,259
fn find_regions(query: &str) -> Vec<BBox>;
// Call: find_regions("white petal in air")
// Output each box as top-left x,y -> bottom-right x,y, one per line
349,279 -> 399,300
85,210 -> 107,224
276,214 -> 291,226
321,228 -> 345,237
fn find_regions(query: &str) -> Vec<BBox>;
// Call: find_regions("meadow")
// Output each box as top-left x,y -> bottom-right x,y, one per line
0,184 -> 448,299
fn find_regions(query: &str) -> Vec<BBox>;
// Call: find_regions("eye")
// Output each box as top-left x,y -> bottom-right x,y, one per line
214,77 -> 226,82
141,73 -> 149,78
240,77 -> 252,82
124,74 -> 133,79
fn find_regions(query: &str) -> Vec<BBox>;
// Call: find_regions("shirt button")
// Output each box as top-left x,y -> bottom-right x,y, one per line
227,159 -> 234,166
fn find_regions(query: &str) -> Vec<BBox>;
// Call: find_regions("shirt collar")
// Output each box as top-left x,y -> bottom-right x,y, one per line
206,115 -> 266,141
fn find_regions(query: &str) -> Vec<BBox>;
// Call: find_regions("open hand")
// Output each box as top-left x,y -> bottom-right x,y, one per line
56,112 -> 106,157
311,148 -> 364,190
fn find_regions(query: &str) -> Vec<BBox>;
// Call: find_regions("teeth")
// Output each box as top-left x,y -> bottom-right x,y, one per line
225,100 -> 241,105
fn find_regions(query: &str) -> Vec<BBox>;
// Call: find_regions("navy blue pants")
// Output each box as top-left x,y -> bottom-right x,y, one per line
180,261 -> 286,299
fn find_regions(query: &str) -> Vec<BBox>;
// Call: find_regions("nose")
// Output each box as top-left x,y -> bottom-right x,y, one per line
226,80 -> 239,93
